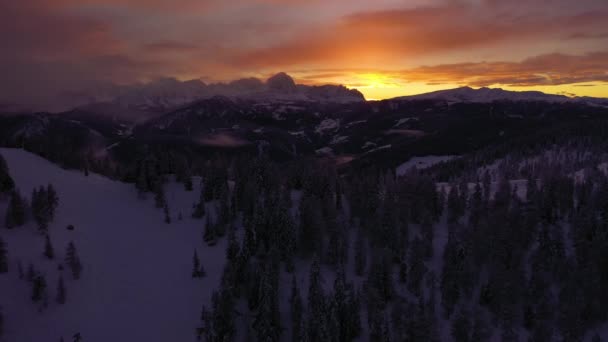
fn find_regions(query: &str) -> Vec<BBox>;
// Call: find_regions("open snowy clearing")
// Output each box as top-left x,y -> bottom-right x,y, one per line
0,148 -> 226,342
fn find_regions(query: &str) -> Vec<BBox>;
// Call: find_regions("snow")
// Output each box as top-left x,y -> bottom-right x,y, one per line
393,117 -> 418,127
0,148 -> 227,342
364,144 -> 391,154
315,146 -> 334,155
329,135 -> 348,145
396,155 -> 457,176
345,120 -> 367,128
314,119 -> 339,134
361,141 -> 377,150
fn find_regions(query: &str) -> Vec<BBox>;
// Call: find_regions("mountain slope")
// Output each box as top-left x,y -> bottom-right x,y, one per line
0,148 -> 226,342
395,86 -> 574,103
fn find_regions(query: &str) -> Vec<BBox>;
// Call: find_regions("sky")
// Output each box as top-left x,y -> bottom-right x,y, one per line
1,0 -> 607,106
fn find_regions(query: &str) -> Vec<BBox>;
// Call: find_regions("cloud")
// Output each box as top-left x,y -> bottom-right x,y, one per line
297,51 -> 608,88
1,0 -> 608,109
235,2 -> 608,69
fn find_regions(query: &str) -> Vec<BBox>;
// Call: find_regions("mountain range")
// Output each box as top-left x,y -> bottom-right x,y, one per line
1,74 -> 607,177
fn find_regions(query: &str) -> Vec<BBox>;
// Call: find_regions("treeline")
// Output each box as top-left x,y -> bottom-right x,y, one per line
174,143 -> 608,341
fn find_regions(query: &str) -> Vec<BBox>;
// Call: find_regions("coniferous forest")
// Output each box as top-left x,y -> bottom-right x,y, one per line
2,111 -> 608,340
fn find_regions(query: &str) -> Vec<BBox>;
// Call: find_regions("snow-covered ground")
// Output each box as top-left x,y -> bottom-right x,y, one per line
396,155 -> 457,176
0,148 -> 226,342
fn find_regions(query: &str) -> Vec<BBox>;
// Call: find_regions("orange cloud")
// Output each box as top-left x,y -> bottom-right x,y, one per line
231,4 -> 608,69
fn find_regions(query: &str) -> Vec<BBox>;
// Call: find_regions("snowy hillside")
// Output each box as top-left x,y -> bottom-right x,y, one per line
0,148 -> 227,342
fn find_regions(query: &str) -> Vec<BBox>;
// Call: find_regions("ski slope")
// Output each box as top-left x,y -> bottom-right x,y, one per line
0,148 -> 226,342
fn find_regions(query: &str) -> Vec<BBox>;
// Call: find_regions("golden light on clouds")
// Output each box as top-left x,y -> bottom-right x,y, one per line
1,0 -> 608,107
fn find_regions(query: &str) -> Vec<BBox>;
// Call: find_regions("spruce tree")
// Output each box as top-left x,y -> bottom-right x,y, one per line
26,263 -> 35,282
226,227 -> 240,262
164,203 -> 171,224
290,275 -> 303,342
192,186 -> 206,219
31,274 -> 47,303
192,249 -> 201,278
354,229 -> 367,276
32,186 -> 52,232
203,215 -> 215,244
17,260 -> 24,279
5,190 -> 26,228
253,264 -> 281,342
307,256 -> 328,341
0,237 -> 7,273
56,275 -> 66,304
47,184 -> 59,220
0,153 -> 15,194
44,234 -> 55,260
154,182 -> 166,208
65,242 -> 83,280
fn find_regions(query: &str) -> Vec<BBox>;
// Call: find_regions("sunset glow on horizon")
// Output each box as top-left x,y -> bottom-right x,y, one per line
1,0 -> 608,106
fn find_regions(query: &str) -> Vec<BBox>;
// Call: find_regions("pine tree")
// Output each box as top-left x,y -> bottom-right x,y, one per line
154,182 -> 166,208
26,263 -> 35,282
65,242 -> 83,280
5,189 -> 26,228
164,203 -> 171,224
192,186 -> 206,219
0,153 -> 15,194
192,249 -> 201,278
203,215 -> 216,244
47,184 -> 59,220
253,263 -> 281,342
44,234 -> 55,260
17,260 -> 24,279
399,260 -> 407,284
226,227 -> 240,262
290,275 -> 303,342
354,229 -> 367,276
211,289 -> 236,341
183,167 -> 193,192
0,237 -> 7,274
198,304 -> 213,341
451,309 -> 471,342
56,275 -> 66,304
307,256 -> 328,341
31,274 -> 47,303
32,186 -> 52,232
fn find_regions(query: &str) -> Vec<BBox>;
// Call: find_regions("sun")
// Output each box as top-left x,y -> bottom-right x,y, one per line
356,73 -> 395,89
